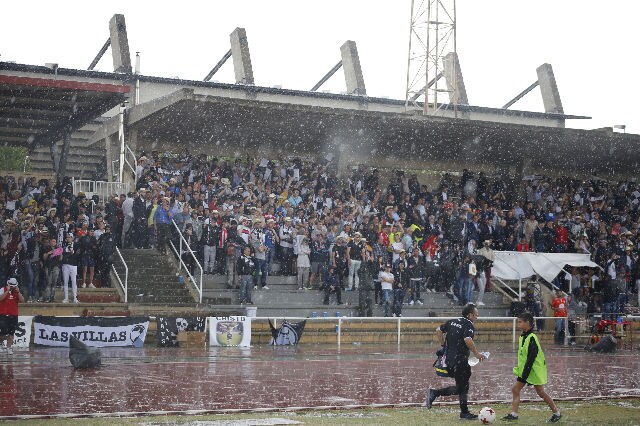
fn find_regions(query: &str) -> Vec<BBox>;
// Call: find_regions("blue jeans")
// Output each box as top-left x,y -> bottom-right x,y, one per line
254,258 -> 268,287
381,289 -> 393,317
465,278 -> 474,305
239,275 -> 253,303
409,278 -> 422,303
25,261 -> 40,299
455,274 -> 466,304
603,302 -> 616,320
555,318 -> 565,344
393,288 -> 405,316
265,248 -> 275,275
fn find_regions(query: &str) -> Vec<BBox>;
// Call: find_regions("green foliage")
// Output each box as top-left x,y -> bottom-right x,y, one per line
0,147 -> 31,172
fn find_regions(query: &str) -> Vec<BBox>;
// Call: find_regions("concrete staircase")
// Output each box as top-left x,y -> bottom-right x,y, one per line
29,117 -> 109,180
116,249 -> 197,306
202,274 -> 512,318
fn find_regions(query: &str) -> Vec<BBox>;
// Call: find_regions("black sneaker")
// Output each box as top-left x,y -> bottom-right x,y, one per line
502,413 -> 519,421
424,388 -> 436,409
460,412 -> 478,420
548,413 -> 562,423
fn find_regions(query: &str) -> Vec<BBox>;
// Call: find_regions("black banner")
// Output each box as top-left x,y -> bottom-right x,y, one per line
34,316 -> 151,347
156,317 -> 206,347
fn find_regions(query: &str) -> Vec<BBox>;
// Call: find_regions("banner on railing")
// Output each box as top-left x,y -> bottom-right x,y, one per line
33,316 -> 150,347
0,316 -> 33,349
156,317 -> 206,347
208,316 -> 251,347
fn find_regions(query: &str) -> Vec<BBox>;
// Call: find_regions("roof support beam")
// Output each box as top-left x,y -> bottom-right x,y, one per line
57,131 -> 71,177
109,14 -> 132,74
409,71 -> 444,102
229,28 -> 254,84
502,81 -> 539,109
340,40 -> 366,95
310,61 -> 342,92
203,49 -> 232,82
537,63 -> 564,114
88,38 -> 111,71
443,52 -> 468,105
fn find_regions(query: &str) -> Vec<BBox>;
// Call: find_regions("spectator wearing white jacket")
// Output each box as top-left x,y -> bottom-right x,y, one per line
297,237 -> 311,290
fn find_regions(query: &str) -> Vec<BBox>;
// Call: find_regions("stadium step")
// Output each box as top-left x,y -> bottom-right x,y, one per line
30,117 -> 109,180
117,249 -> 199,306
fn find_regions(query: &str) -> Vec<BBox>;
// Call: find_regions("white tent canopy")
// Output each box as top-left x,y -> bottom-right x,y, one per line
491,251 -> 600,284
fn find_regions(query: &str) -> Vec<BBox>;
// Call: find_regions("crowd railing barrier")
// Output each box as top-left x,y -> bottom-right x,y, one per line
169,219 -> 203,303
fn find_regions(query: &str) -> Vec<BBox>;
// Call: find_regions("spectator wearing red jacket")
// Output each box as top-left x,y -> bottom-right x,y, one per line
0,278 -> 24,355
554,221 -> 569,253
516,237 -> 530,252
551,290 -> 567,344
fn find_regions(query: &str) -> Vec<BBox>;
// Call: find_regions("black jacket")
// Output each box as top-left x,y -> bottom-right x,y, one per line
201,223 -> 220,247
236,254 -> 256,276
62,241 -> 79,266
97,232 -> 116,260
133,197 -> 147,221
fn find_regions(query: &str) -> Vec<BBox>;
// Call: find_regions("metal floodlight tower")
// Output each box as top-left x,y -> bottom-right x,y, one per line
404,0 -> 458,116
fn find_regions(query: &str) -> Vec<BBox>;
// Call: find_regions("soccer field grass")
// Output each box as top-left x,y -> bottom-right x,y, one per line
8,399 -> 640,425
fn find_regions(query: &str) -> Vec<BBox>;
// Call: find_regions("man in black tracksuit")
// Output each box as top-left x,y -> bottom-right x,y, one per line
426,303 -> 487,420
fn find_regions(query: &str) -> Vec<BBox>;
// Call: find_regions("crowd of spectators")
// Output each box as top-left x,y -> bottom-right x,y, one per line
0,175 -> 116,303
1,148 -> 639,315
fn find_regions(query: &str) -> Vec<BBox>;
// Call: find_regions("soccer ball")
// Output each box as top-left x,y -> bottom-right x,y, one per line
478,407 -> 496,424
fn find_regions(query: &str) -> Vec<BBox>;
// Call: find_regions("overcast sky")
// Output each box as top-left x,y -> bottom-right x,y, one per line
2,1 -> 638,133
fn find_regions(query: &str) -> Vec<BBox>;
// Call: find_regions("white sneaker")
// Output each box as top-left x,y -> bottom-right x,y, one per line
262,286 -> 270,290
409,300 -> 414,306
477,301 -> 485,306
74,298 -> 80,304
417,300 -> 424,305
62,298 -> 69,303
88,283 -> 96,288
6,347 -> 13,355
253,286 -> 258,290
81,283 -> 87,288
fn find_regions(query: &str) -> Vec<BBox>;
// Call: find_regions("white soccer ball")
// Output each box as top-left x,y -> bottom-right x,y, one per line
478,407 -> 496,424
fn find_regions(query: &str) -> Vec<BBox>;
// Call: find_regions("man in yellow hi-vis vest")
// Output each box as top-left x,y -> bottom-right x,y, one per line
503,312 -> 561,423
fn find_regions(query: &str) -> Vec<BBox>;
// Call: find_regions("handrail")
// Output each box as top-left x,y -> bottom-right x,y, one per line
491,277 -> 518,302
111,246 -> 128,303
492,277 -> 519,301
124,144 -> 137,184
169,219 -> 203,303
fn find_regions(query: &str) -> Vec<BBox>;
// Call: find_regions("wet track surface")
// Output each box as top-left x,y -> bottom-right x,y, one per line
1,344 -> 639,417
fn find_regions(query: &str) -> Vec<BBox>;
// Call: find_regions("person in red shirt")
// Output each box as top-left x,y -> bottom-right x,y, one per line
551,289 -> 567,345
554,222 -> 569,253
0,278 -> 25,355
516,237 -> 530,252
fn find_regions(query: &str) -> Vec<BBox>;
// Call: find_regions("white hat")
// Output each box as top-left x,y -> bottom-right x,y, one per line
7,278 -> 18,287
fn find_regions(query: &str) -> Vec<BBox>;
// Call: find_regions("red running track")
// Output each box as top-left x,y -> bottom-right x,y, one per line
1,344 -> 639,418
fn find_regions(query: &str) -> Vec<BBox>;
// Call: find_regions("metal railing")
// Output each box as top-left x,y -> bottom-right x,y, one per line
493,277 -> 520,301
168,219 -> 203,303
124,143 -> 137,184
263,315 -> 587,348
72,179 -> 130,203
111,246 -> 128,303
94,181 -> 130,202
